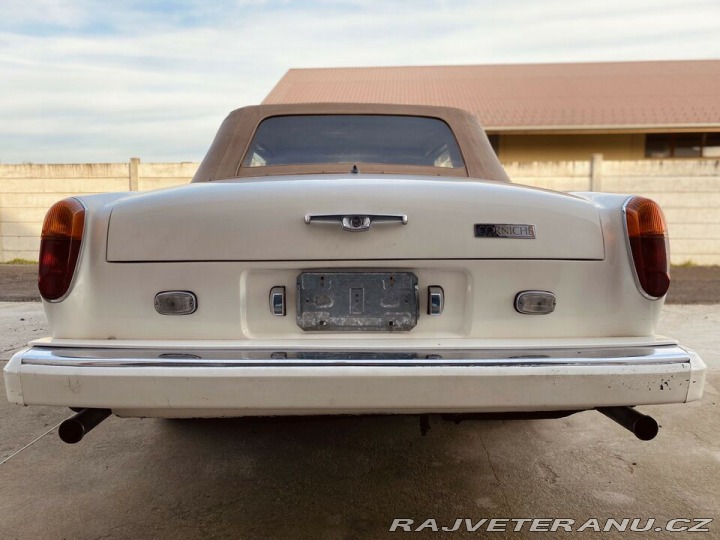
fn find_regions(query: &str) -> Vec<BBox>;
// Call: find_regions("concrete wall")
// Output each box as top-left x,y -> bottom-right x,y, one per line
498,133 -> 646,162
505,156 -> 720,265
1,157 -> 719,264
0,160 -> 197,262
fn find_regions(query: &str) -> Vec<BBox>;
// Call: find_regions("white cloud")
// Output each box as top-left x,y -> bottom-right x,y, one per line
0,0 -> 719,163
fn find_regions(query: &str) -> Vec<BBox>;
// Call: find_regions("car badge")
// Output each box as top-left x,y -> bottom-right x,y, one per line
474,224 -> 536,239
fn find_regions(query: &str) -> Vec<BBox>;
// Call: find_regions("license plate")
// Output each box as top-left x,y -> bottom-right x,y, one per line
296,272 -> 418,331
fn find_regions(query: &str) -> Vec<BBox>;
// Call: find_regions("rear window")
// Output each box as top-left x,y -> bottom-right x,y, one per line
242,115 -> 465,169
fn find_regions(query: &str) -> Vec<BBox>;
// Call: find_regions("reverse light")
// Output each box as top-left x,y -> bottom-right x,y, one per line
623,196 -> 670,299
38,198 -> 86,301
515,290 -> 556,314
154,291 -> 198,315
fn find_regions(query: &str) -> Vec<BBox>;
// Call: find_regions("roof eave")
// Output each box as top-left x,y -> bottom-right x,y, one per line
487,123 -> 720,135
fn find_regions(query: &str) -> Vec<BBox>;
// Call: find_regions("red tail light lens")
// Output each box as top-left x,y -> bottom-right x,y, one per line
39,198 -> 86,301
624,196 -> 670,299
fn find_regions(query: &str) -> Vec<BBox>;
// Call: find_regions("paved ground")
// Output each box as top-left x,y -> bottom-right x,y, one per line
0,265 -> 38,302
667,266 -> 720,304
2,264 -> 719,304
0,302 -> 718,539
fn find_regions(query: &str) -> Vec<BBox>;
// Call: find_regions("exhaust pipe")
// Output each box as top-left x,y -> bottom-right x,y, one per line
597,407 -> 659,441
58,408 -> 111,444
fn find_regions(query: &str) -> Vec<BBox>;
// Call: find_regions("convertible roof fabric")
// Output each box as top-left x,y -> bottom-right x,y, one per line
192,103 -> 510,183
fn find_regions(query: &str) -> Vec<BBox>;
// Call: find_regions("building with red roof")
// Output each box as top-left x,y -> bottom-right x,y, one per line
264,60 -> 720,162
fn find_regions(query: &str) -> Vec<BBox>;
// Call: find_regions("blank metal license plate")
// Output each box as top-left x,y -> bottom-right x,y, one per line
296,272 -> 419,331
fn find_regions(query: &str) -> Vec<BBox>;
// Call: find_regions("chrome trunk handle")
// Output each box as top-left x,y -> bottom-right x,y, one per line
304,214 -> 408,232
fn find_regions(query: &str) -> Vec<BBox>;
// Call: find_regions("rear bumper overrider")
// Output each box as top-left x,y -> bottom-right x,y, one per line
4,344 -> 706,417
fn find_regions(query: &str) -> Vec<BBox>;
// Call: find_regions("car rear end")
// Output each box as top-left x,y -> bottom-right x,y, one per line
3,104 -> 706,443
3,177 -> 705,423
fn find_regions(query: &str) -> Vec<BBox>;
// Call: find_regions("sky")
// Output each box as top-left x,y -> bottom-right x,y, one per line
1,0 -> 719,164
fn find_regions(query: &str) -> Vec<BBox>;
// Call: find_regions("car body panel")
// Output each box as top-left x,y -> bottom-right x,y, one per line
105,176 -> 604,262
38,190 -> 660,341
3,103 -> 705,420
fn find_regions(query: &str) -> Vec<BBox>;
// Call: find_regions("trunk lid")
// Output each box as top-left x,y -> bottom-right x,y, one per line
106,175 -> 604,262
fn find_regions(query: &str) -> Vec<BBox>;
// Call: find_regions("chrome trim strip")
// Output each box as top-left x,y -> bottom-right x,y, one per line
305,213 -> 408,232
20,345 -> 691,369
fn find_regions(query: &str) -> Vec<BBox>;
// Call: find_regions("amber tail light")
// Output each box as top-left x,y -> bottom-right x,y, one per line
623,196 -> 670,299
38,198 -> 86,301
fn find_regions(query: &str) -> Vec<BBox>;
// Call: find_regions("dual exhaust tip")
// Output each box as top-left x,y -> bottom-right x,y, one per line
597,406 -> 659,441
57,406 -> 659,444
58,408 -> 111,444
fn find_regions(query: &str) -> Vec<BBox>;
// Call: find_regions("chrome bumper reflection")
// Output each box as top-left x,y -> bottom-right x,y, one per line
20,344 -> 692,368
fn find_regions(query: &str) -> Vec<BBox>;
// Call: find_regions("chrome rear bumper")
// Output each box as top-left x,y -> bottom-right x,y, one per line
4,344 -> 706,417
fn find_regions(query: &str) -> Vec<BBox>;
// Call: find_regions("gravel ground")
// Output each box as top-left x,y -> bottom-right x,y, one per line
1,264 -> 719,303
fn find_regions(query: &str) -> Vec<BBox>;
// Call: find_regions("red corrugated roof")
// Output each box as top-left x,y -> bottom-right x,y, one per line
263,60 -> 720,131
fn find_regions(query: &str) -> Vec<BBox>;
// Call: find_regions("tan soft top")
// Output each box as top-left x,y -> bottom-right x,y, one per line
192,103 -> 510,183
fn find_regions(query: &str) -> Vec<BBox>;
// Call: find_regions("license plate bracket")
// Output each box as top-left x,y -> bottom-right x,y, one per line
296,272 -> 419,331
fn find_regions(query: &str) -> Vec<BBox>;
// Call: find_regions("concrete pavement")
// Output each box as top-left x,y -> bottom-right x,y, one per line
1,302 -> 718,539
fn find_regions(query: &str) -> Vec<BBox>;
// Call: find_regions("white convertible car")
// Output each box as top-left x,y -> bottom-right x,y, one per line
4,103 -> 706,443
